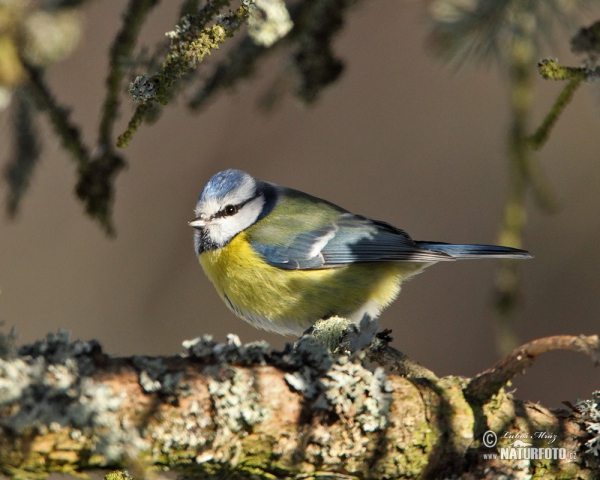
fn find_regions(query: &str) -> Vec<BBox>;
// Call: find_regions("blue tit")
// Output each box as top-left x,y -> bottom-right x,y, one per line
189,169 -> 532,335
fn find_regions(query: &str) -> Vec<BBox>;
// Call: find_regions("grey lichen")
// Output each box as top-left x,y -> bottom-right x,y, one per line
283,317 -> 392,436
0,330 -> 147,463
277,326 -> 395,475
204,366 -> 269,463
72,378 -> 147,462
301,316 -> 355,354
0,325 -> 18,360
147,334 -> 272,464
183,333 -> 269,365
1,330 -> 598,478
117,1 -> 252,147
182,323 -> 392,465
575,390 -> 600,457
129,1 -> 252,106
150,398 -> 211,458
17,328 -> 101,375
128,73 -> 157,102
132,355 -> 186,397
316,359 -> 393,432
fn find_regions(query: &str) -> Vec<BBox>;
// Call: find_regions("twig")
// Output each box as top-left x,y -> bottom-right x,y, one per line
527,78 -> 582,151
98,0 -> 161,147
464,334 -> 600,405
537,58 -> 595,81
20,58 -> 90,169
4,89 -> 41,217
117,2 -> 251,147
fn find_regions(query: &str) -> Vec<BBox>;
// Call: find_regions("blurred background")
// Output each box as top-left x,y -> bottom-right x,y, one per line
1,0 -> 599,409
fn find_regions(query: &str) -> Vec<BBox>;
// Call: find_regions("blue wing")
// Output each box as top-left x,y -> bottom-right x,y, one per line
415,242 -> 532,259
250,213 -> 453,270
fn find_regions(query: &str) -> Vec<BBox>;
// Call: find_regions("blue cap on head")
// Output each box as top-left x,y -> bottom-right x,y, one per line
199,169 -> 254,202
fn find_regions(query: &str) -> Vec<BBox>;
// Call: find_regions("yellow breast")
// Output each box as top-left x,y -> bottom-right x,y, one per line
199,232 -> 427,334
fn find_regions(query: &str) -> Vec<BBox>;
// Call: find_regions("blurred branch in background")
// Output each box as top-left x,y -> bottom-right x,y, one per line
4,89 -> 40,217
118,0 -> 360,145
1,0 -> 81,217
116,0 -> 254,147
1,0 -> 156,235
2,0 -> 361,232
427,0 -> 597,354
529,56 -> 600,149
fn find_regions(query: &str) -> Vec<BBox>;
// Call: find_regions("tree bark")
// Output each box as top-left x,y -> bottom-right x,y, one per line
0,331 -> 598,479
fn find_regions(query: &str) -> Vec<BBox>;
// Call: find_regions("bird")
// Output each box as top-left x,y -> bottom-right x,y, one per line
189,169 -> 532,336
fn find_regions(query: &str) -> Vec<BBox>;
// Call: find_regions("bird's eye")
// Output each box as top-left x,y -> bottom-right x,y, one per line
224,205 -> 238,216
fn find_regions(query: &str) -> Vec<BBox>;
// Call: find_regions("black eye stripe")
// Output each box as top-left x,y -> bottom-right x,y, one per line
214,195 -> 257,218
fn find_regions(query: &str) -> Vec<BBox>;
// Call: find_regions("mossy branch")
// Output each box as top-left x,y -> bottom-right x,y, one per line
188,0 -> 359,111
527,78 -> 582,151
537,58 -> 596,82
4,0 -> 365,232
116,2 -> 251,148
0,330 -> 598,479
527,58 -> 600,153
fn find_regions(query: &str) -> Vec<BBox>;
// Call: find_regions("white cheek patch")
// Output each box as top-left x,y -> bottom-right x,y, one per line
207,195 -> 265,246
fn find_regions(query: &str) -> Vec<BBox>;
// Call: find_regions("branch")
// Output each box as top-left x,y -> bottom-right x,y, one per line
465,334 -> 600,405
19,58 -> 126,235
116,1 -> 251,147
3,89 -> 41,217
0,331 -> 598,479
98,0 -> 161,148
20,59 -> 90,169
527,58 -> 599,153
537,58 -> 598,82
366,330 -> 438,381
188,0 -> 359,111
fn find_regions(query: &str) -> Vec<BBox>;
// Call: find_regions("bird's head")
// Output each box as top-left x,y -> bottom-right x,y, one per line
190,169 -> 272,253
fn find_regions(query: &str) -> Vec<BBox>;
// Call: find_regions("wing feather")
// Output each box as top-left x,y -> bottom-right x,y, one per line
250,213 -> 452,270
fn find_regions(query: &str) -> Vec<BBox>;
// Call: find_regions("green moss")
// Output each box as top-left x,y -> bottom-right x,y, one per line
239,436 -> 276,469
104,471 -> 133,480
537,58 -> 588,81
118,3 -> 251,148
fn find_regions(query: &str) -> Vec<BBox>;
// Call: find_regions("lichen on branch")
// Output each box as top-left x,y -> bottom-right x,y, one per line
117,1 -> 252,148
0,327 -> 599,479
3,0 -> 366,233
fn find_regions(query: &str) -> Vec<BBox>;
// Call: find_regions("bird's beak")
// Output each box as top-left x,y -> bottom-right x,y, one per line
188,218 -> 206,229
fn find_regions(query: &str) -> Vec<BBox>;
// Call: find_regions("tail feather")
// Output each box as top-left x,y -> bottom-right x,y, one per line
416,241 -> 533,260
